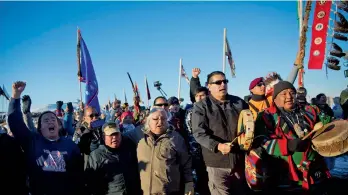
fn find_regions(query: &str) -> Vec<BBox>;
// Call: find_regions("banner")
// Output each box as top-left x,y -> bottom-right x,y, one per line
308,1 -> 332,70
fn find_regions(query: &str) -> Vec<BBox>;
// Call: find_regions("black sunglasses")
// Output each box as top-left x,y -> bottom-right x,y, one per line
210,79 -> 229,85
154,103 -> 169,107
89,113 -> 100,118
257,82 -> 265,87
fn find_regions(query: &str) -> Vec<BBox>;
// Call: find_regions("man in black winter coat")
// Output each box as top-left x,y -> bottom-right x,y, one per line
85,121 -> 141,195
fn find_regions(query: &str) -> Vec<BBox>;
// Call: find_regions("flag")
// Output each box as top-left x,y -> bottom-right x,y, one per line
145,76 -> 151,100
225,37 -> 236,77
77,29 -> 86,82
134,82 -> 141,102
80,32 -> 100,112
1,85 -> 10,100
180,64 -> 190,84
124,89 -> 128,103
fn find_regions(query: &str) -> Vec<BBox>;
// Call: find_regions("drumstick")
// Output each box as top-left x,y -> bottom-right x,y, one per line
301,126 -> 323,140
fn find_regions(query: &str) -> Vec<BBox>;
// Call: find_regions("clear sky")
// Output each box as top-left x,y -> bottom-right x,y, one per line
1,1 -> 347,111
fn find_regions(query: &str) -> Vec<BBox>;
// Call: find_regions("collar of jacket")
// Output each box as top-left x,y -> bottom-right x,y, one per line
251,94 -> 266,101
209,94 -> 230,105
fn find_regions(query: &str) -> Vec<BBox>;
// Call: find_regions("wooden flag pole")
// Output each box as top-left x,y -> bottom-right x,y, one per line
77,26 -> 83,105
145,75 -> 149,108
178,58 -> 182,99
222,28 -> 227,73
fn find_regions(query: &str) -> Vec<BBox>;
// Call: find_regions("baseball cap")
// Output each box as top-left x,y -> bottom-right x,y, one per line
102,121 -> 121,136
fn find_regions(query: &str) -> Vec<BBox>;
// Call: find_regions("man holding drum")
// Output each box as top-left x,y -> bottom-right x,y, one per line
251,81 -> 330,194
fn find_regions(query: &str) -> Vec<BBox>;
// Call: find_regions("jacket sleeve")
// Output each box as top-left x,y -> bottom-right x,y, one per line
124,125 -> 143,145
176,134 -> 193,183
190,77 -> 202,103
85,151 -> 100,195
254,112 -> 290,157
192,103 -> 220,152
70,145 -> 84,194
23,112 -> 37,133
7,98 -> 33,152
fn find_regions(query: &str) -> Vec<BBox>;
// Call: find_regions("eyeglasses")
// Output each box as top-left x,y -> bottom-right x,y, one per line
209,79 -> 229,85
154,103 -> 169,107
89,113 -> 100,119
257,82 -> 265,87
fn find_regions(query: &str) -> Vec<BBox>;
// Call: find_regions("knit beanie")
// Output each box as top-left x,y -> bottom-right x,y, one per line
272,81 -> 296,100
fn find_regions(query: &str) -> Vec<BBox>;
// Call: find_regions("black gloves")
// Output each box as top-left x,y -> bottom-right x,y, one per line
22,95 -> 32,114
67,102 -> 73,113
56,101 -> 63,110
288,139 -> 309,153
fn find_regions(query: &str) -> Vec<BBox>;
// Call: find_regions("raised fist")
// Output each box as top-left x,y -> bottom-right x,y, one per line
12,81 -> 26,99
22,95 -> 32,114
192,68 -> 201,78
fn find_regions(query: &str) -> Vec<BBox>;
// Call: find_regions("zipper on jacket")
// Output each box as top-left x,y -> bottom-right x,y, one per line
148,139 -> 157,194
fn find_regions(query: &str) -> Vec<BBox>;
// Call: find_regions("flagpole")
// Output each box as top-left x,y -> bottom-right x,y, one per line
178,58 -> 182,99
145,75 -> 149,108
77,26 -> 83,105
222,28 -> 227,73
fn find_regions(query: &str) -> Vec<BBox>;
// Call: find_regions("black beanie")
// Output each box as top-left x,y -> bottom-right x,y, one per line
272,81 -> 296,100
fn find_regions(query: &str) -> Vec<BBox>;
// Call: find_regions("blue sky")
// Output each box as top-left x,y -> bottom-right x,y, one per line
0,1 -> 347,111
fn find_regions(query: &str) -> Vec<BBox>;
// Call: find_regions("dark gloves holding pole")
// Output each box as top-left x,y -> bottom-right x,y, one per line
22,95 -> 32,114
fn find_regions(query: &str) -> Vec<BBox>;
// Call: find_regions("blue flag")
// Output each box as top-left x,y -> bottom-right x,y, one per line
80,36 -> 100,113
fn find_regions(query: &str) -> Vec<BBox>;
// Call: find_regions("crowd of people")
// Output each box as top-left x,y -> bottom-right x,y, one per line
0,67 -> 347,195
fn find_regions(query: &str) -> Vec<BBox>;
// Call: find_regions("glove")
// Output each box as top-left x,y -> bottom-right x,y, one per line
22,95 -> 32,114
288,139 -> 309,153
184,182 -> 194,195
67,102 -> 74,113
56,101 -> 63,110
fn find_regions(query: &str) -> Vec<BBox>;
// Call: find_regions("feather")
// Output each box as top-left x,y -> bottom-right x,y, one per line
334,21 -> 348,33
337,2 -> 348,13
333,33 -> 348,41
327,56 -> 340,65
336,12 -> 348,26
332,42 -> 343,52
327,63 -> 341,70
330,50 -> 346,58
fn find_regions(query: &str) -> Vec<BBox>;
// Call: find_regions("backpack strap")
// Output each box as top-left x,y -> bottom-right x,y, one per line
249,102 -> 259,113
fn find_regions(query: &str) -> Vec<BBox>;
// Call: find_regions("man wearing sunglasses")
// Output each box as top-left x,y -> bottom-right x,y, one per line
192,71 -> 249,195
77,107 -> 105,167
248,77 -> 272,120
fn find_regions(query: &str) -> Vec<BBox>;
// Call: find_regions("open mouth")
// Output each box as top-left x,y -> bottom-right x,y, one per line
48,127 -> 55,132
219,89 -> 226,92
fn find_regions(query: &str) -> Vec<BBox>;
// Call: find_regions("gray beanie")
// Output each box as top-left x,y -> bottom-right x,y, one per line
272,81 -> 296,100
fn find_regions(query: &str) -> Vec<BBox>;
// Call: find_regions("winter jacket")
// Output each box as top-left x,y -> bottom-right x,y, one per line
192,94 -> 248,170
85,137 -> 141,195
125,125 -> 193,195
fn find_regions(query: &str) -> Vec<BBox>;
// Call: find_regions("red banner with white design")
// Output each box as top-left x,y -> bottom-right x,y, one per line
308,1 -> 332,70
